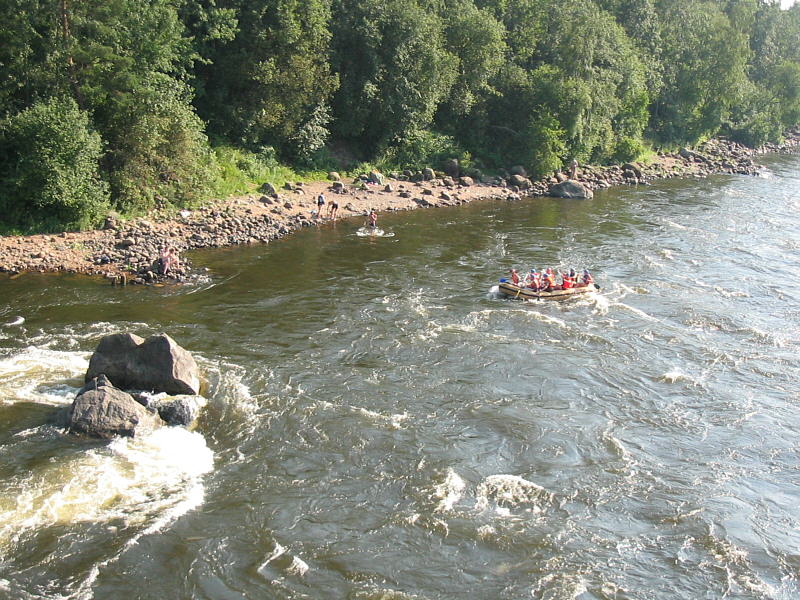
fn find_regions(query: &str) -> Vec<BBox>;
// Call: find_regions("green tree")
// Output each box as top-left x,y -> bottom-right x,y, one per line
651,0 -> 749,144
330,0 -> 457,154
0,97 -> 109,231
0,0 -> 71,116
0,0 -> 216,217
537,0 -> 649,162
194,0 -> 338,160
475,0 -> 549,67
441,0 -> 507,117
64,0 -> 213,211
102,76 -> 214,213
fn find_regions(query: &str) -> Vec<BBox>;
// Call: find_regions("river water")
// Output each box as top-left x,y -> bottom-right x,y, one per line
1,154 -> 799,599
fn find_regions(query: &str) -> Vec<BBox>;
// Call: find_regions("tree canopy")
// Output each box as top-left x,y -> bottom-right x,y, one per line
0,0 -> 798,230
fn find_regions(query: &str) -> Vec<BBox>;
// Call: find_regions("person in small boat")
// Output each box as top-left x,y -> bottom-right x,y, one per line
508,268 -> 520,285
579,269 -> 594,286
527,270 -> 541,290
542,268 -> 558,291
560,270 -> 574,289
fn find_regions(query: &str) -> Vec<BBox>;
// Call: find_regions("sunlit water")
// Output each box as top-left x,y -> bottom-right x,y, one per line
1,155 -> 799,599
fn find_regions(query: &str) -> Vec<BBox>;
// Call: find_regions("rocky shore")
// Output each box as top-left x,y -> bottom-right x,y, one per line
1,129 -> 798,284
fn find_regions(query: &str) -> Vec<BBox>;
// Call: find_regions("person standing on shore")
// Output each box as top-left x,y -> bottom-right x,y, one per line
569,158 -> 579,179
327,197 -> 339,220
316,193 -> 325,218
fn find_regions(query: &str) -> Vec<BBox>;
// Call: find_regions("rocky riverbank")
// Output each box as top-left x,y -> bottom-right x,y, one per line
1,129 -> 798,284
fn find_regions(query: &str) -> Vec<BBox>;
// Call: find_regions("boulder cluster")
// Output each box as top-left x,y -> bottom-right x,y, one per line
66,333 -> 204,439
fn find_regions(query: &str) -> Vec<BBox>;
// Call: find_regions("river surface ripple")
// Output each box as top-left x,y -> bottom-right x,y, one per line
1,154 -> 799,600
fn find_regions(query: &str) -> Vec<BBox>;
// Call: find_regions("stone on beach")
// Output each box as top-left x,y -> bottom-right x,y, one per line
548,180 -> 594,199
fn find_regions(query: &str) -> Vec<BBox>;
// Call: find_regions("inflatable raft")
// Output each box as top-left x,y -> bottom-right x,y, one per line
498,280 -> 599,301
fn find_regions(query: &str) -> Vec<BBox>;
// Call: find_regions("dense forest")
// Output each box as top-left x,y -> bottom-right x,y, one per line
0,0 -> 799,231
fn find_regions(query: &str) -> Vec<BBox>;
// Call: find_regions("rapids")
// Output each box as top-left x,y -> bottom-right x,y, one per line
0,154 -> 799,599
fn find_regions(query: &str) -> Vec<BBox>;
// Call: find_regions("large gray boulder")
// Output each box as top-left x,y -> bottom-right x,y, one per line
508,174 -> 532,190
679,147 -> 706,162
458,176 -> 474,187
68,375 -> 162,439
259,182 -> 277,196
85,333 -> 201,395
548,180 -> 594,199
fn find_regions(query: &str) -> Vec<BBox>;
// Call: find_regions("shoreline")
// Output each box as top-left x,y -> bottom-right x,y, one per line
1,132 -> 798,284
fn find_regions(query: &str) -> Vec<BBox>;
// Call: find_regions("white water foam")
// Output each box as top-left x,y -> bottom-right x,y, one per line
355,406 -> 409,429
257,541 -> 309,579
523,311 -> 567,328
24,322 -> 151,350
200,358 -> 260,416
475,474 -> 553,514
432,469 -> 466,513
0,347 -> 88,405
531,573 -> 589,600
0,427 -> 214,553
356,227 -> 394,237
658,369 -> 701,385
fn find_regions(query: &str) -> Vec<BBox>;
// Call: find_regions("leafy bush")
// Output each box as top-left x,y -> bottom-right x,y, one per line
287,104 -> 333,165
103,78 -> 215,214
610,136 -> 645,163
522,111 -> 567,178
0,98 -> 109,231
377,130 -> 472,172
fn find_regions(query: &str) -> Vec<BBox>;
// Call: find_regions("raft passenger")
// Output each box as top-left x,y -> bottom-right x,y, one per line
542,268 -> 557,291
529,270 -> 542,290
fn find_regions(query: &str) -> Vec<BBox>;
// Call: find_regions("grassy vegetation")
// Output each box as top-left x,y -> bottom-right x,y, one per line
208,145 -> 331,199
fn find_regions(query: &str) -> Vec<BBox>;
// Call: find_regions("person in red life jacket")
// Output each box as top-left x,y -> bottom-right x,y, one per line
507,268 -> 520,285
528,270 -> 541,290
560,270 -> 574,289
542,268 -> 558,291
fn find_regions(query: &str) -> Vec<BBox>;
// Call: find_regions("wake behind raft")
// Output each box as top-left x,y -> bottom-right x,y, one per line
497,277 -> 600,301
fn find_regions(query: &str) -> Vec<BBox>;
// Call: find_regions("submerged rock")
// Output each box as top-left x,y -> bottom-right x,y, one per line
85,333 -> 201,395
146,394 -> 207,427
